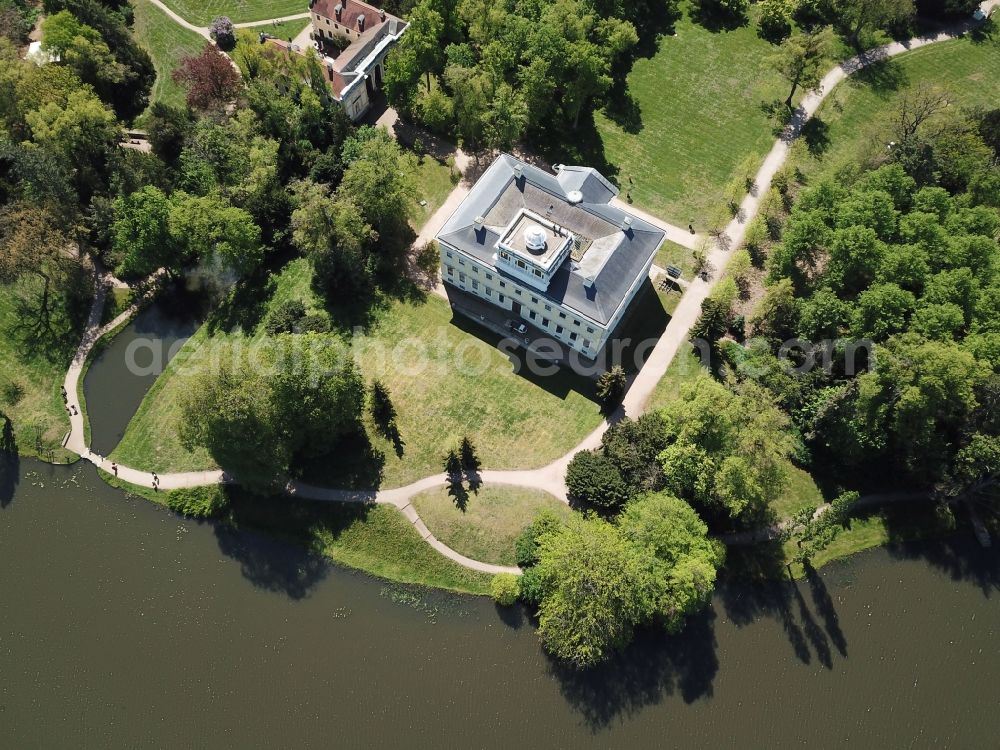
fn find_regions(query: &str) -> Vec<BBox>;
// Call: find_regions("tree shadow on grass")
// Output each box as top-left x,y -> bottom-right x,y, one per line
530,110 -> 620,186
550,607 -> 719,730
447,475 -> 469,511
853,56 -> 909,94
603,87 -> 643,135
802,117 -> 831,157
293,428 -> 386,491
689,3 -> 750,32
969,15 -> 996,44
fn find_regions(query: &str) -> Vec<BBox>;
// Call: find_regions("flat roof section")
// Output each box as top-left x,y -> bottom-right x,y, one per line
499,210 -> 572,270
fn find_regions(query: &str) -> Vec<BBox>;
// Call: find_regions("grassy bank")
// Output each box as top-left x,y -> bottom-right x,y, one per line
790,34 -> 1000,184
411,485 -> 572,566
727,498 -> 963,582
100,471 -> 491,594
0,285 -> 76,463
131,0 -> 207,113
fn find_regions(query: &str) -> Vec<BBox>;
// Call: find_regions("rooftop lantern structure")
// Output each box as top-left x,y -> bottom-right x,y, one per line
495,208 -> 575,292
524,226 -> 546,253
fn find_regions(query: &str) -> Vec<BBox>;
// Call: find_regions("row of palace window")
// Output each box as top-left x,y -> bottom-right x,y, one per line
315,15 -> 365,38
443,252 -> 597,350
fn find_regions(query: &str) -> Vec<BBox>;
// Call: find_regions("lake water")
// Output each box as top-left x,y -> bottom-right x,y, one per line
83,299 -> 201,456
1,457 -> 998,747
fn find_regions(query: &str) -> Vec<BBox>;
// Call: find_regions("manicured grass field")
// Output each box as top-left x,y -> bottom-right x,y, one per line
595,5 -> 790,227
0,286 -> 75,462
791,34 -> 1000,184
132,0 -> 208,113
156,0 -> 306,25
655,239 -> 698,278
240,16 -> 309,41
411,485 -> 572,566
112,260 -> 603,485
354,294 -> 602,487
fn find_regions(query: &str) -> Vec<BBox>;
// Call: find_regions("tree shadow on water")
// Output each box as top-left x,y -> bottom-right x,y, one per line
550,608 -> 719,731
719,542 -> 847,669
213,522 -> 330,600
0,413 -> 18,508
209,486 -> 379,599
804,560 -> 847,657
884,524 -> 1000,597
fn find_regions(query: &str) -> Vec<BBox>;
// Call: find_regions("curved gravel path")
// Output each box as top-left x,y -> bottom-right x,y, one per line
62,4 -> 995,576
143,0 -> 311,38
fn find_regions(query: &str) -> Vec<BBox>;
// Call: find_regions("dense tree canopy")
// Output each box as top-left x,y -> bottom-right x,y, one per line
754,98 -> 1000,492
531,492 -> 723,667
658,377 -> 795,523
180,335 -> 363,490
385,0 -> 651,148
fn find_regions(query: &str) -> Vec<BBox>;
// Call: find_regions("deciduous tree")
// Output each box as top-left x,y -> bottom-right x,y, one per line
173,43 -> 242,112
770,28 -> 831,108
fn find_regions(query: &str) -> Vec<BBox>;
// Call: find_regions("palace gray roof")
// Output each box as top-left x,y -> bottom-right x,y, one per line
437,154 -> 664,326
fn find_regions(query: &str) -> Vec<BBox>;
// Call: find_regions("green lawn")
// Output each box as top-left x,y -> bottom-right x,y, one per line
655,239 -> 698,279
0,285 -> 75,462
112,259 -> 603,485
353,295 -> 601,487
411,485 -> 572,566
156,0 -> 306,25
132,0 -> 208,113
408,153 -> 457,231
647,346 -> 711,412
790,34 -> 1000,184
595,4 -> 790,227
771,464 -> 825,519
239,16 -> 309,41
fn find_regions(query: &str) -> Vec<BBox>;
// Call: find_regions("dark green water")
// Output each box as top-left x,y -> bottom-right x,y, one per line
83,300 -> 200,456
1,458 -> 998,747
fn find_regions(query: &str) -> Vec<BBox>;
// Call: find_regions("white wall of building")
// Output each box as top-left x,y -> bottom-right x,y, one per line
440,247 -> 611,359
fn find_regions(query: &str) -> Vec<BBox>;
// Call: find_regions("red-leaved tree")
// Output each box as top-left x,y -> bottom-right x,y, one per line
172,43 -> 242,112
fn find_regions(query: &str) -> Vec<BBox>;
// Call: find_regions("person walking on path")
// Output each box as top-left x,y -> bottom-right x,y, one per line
111,463 -> 118,477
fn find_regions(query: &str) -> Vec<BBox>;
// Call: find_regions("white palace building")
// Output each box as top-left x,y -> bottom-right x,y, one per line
436,154 -> 666,361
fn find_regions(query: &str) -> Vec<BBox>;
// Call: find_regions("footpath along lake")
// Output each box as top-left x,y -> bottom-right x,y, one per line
1,458 -> 998,747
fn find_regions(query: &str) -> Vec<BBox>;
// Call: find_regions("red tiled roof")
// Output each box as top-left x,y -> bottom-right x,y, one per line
310,0 -> 393,33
